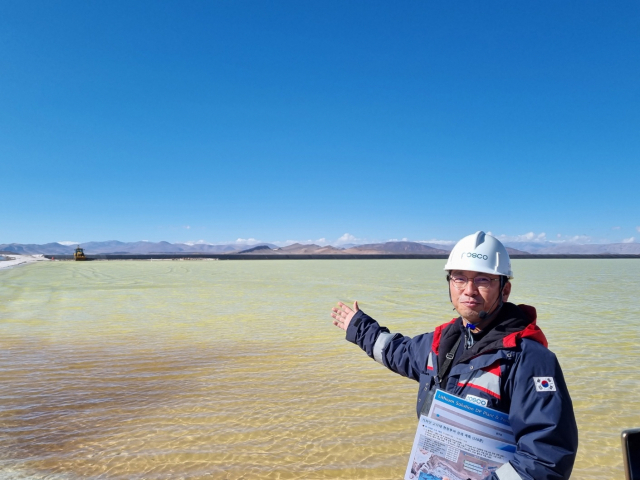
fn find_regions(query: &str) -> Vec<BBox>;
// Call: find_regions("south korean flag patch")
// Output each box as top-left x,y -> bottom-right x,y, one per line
534,377 -> 557,392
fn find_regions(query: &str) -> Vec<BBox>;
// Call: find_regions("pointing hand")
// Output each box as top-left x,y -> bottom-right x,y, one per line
331,301 -> 359,331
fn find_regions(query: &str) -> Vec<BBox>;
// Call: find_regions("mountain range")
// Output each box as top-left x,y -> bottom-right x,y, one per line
2,240 -> 640,256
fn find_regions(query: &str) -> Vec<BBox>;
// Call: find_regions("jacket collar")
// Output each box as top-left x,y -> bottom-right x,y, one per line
432,303 -> 547,364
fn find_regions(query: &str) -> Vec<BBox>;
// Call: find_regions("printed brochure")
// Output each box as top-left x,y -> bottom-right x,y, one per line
404,390 -> 516,480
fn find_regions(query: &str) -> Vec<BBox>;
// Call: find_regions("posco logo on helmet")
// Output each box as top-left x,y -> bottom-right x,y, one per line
460,252 -> 489,261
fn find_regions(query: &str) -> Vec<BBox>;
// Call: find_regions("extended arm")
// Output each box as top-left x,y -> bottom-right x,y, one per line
332,304 -> 432,383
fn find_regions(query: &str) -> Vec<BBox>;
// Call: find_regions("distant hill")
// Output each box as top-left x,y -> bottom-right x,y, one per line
343,241 -> 450,255
533,243 -> 640,254
418,243 -> 454,251
237,245 -> 274,254
240,242 -> 450,255
500,241 -> 640,254
176,243 -> 240,253
238,242 -> 525,255
506,247 -> 530,255
80,241 -> 185,254
0,241 -> 278,255
1,240 -> 639,256
275,243 -> 345,254
239,243 -> 346,254
0,243 -> 75,255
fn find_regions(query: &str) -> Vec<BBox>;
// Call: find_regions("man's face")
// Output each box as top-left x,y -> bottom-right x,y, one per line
449,270 -> 511,326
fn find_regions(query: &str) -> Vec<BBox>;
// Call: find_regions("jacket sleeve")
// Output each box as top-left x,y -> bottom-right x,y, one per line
345,310 -> 432,382
488,340 -> 578,480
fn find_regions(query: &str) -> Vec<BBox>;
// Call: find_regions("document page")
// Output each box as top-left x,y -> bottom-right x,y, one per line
404,390 -> 516,480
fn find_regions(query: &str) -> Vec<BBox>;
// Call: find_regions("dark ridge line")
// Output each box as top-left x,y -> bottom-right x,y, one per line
43,254 -> 640,261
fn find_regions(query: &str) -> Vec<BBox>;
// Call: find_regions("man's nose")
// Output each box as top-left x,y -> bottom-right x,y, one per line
463,279 -> 479,295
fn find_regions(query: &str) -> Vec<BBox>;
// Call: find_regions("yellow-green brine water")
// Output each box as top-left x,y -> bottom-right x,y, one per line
1,259 -> 638,479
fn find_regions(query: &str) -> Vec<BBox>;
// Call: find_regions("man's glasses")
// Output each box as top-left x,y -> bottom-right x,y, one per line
448,274 -> 499,291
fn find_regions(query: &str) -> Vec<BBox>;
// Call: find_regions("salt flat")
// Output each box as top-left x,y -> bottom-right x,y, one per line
0,253 -> 50,270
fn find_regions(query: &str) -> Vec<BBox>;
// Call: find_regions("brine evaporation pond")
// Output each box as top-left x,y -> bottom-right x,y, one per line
0,259 -> 638,479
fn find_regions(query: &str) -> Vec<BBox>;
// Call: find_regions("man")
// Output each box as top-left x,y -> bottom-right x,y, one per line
331,231 -> 578,480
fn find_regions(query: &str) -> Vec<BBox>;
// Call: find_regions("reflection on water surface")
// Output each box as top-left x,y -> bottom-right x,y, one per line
0,259 -> 638,479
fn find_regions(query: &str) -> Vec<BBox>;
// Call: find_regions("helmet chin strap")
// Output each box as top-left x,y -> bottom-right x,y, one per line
475,276 -> 507,328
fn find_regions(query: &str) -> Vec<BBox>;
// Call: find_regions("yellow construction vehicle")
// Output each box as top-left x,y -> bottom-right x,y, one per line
74,246 -> 87,261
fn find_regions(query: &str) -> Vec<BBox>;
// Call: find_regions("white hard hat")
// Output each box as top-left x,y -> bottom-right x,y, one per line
444,231 -> 513,278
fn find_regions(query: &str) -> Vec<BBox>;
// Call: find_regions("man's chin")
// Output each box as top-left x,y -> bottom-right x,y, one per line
458,308 -> 482,322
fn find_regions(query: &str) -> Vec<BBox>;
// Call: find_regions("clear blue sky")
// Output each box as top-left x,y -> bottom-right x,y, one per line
1,1 -> 639,246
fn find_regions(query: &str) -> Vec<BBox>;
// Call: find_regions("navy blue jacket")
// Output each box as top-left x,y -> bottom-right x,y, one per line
345,302 -> 578,480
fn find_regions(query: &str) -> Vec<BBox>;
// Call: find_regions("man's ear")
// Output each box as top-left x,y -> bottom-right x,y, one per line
502,281 -> 512,302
